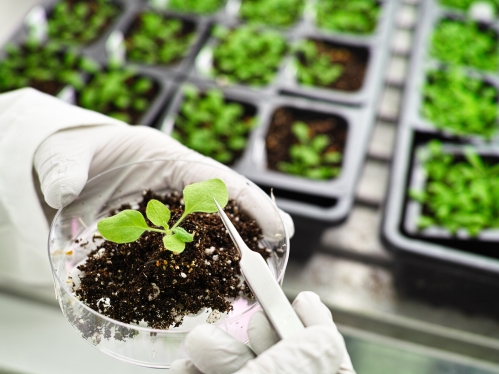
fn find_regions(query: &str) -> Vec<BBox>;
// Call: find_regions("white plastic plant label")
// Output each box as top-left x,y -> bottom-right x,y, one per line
469,1 -> 495,23
24,6 -> 47,42
105,30 -> 125,66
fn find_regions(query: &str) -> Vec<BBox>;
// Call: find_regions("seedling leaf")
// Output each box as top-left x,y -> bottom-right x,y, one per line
146,199 -> 171,228
163,234 -> 185,253
97,210 -> 150,243
183,178 -> 229,215
174,227 -> 194,242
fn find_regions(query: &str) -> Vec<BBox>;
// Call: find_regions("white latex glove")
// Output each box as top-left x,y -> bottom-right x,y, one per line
170,292 -> 355,374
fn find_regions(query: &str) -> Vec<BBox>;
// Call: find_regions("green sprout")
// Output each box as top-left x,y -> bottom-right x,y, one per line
97,179 -> 229,253
77,66 -> 156,123
172,86 -> 257,165
166,0 -> 225,14
277,121 -> 342,180
410,140 -> 499,237
125,12 -> 195,66
316,0 -> 380,35
295,40 -> 344,88
422,68 -> 498,139
431,19 -> 499,72
0,40 -> 98,94
439,0 -> 499,14
47,0 -> 120,45
239,0 -> 304,27
212,25 -> 288,86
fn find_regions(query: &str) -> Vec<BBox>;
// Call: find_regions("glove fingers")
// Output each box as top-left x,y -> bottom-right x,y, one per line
34,128 -> 97,209
292,291 -> 334,327
235,325 -> 343,374
248,311 -> 279,355
185,324 -> 256,374
170,359 -> 203,374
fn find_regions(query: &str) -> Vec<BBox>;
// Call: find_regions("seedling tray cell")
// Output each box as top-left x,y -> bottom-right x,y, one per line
148,0 -> 230,24
104,6 -> 208,77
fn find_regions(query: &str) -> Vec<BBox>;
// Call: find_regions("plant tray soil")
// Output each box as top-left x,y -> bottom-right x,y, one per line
298,40 -> 369,92
265,106 -> 347,172
72,190 -> 269,330
124,14 -> 196,66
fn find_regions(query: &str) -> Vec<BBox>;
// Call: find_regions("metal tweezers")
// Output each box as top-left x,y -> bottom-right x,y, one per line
214,199 -> 304,339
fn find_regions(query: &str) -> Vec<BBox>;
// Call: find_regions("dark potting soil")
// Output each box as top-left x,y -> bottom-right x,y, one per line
29,79 -> 66,96
299,40 -> 369,92
73,190 -> 269,330
265,106 -> 348,171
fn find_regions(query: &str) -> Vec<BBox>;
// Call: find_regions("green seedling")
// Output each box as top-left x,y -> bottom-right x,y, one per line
439,0 -> 499,13
48,0 -> 119,45
277,121 -> 342,180
239,0 -> 304,27
125,12 -> 194,66
212,25 -> 288,86
172,86 -> 256,165
316,0 -> 380,35
77,66 -> 155,123
98,179 -> 229,253
295,40 -> 344,87
167,0 -> 225,14
0,40 -> 98,94
422,68 -> 498,139
410,140 -> 499,236
431,19 -> 499,72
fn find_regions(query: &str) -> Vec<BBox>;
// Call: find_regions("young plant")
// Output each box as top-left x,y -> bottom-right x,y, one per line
422,68 -> 498,139
0,39 -> 98,95
239,0 -> 304,27
97,179 -> 229,253
316,0 -> 380,35
77,66 -> 156,123
277,121 -> 342,180
431,19 -> 499,72
47,0 -> 119,45
125,12 -> 195,66
294,40 -> 344,88
172,86 -> 257,165
212,25 -> 288,86
166,0 -> 225,14
410,140 -> 499,236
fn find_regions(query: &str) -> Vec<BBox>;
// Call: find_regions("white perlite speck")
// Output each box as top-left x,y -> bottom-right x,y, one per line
205,246 -> 216,255
206,309 -> 221,323
212,255 -> 219,261
180,272 -> 187,278
148,283 -> 160,301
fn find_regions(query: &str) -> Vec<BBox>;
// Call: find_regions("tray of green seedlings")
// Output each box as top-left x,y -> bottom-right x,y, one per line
104,6 -> 208,76
70,61 -> 173,125
405,0 -> 499,142
147,0 -> 229,23
277,0 -> 396,105
382,0 -> 499,316
160,80 -> 259,167
192,24 -> 290,95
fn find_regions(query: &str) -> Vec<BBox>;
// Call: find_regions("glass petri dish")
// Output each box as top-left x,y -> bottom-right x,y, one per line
48,158 -> 290,368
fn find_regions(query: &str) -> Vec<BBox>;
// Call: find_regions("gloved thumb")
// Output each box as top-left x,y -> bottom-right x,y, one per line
34,127 -> 98,209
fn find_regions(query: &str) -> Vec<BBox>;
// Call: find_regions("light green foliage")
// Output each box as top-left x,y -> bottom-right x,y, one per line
422,68 -> 498,139
97,179 -> 229,253
277,121 -> 342,180
439,0 -> 499,13
212,25 -> 288,86
410,140 -> 499,236
77,67 -> 155,123
239,0 -> 304,27
431,19 -> 499,72
0,40 -> 98,94
295,40 -> 344,87
167,0 -> 225,14
126,12 -> 194,66
172,86 -> 256,164
316,0 -> 379,35
48,0 -> 119,45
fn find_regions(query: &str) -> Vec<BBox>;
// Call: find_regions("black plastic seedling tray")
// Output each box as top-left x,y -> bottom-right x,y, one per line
382,0 -> 499,317
0,0 -> 182,127
159,78 -> 372,258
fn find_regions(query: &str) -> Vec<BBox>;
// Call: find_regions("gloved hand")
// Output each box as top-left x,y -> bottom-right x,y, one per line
170,292 -> 355,374
34,121 -> 294,239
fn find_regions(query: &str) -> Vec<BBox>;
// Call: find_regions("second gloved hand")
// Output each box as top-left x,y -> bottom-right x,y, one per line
170,292 -> 356,374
